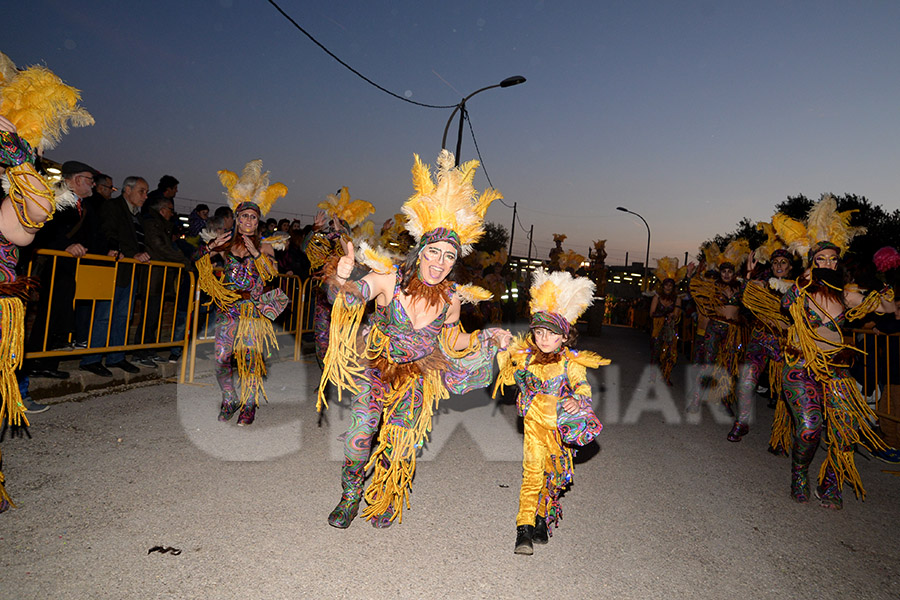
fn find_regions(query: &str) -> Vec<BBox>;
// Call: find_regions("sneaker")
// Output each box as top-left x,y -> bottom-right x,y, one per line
756,385 -> 769,394
74,341 -> 88,349
133,357 -> 158,368
167,354 -> 181,363
150,354 -> 167,363
871,448 -> 900,464
24,399 -> 50,413
107,359 -> 140,373
80,363 -> 113,377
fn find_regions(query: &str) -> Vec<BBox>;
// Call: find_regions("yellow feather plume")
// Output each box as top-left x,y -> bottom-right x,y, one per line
317,186 -> 375,228
217,159 -> 287,216
456,284 -> 493,305
530,267 -> 595,323
654,256 -> 685,282
557,249 -> 586,272
401,150 -> 500,256
753,221 -> 786,263
722,238 -> 750,266
0,53 -> 94,151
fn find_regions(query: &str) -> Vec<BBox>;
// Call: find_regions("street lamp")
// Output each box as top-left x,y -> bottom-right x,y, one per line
441,75 -> 526,165
616,206 -> 651,291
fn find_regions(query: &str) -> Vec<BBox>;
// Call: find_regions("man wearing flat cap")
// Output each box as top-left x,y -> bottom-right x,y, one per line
24,160 -> 104,381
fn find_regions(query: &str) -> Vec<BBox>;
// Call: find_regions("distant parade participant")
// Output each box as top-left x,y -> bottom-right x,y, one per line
649,257 -> 686,385
732,223 -> 795,447
774,197 -> 894,509
196,160 -> 289,426
493,268 -> 608,555
688,239 -> 749,412
0,52 -> 93,511
301,187 -> 374,369
319,150 -> 512,528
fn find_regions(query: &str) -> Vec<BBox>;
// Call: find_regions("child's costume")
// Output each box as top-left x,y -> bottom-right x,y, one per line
195,160 -> 289,425
493,268 -> 609,554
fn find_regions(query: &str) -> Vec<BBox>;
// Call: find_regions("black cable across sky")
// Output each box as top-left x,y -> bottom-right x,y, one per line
266,0 -> 457,109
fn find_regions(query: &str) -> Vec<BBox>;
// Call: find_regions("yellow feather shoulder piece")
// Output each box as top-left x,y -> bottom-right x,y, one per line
357,240 -> 397,275
565,348 -> 611,369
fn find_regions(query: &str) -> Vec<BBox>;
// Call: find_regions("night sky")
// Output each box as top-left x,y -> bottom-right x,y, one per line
6,1 -> 900,267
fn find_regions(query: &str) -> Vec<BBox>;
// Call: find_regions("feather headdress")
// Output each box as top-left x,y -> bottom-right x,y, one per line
529,267 -> 595,335
553,233 -> 567,244
654,256 -> 687,284
753,221 -> 787,263
771,195 -> 865,265
0,52 -> 94,152
318,186 -> 375,228
702,239 -> 749,269
402,150 -> 501,257
557,249 -> 586,272
217,159 -> 288,216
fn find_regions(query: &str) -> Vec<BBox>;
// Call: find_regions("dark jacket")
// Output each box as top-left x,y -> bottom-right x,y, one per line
101,195 -> 144,258
142,210 -> 190,266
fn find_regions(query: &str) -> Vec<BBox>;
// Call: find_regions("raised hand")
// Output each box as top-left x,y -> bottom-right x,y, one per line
242,234 -> 259,258
336,238 -> 354,282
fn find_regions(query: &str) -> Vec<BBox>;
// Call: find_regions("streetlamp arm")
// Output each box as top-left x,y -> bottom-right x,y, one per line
441,76 -> 526,150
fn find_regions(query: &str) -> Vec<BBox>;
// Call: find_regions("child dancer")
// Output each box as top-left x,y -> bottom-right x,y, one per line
494,268 -> 609,555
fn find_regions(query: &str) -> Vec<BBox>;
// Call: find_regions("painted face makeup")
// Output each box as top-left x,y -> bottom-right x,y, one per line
418,241 -> 457,285
533,327 -> 564,354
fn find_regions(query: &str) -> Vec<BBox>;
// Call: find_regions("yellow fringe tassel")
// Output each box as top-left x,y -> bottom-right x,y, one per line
360,368 -> 446,524
818,376 -> 887,500
195,254 -> 239,310
233,303 -> 278,411
846,287 -> 894,322
440,323 -> 481,358
688,276 -> 719,318
743,281 -> 790,334
768,397 -> 793,454
254,254 -> 278,283
0,297 -> 29,429
317,293 -> 365,411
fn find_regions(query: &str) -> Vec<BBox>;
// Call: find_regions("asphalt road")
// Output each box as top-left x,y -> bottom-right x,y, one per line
1,326 -> 898,599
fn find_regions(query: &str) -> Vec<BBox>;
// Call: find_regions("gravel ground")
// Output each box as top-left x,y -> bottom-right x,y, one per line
2,326 -> 899,599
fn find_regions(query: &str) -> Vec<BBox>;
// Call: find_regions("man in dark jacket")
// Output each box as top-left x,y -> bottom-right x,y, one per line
79,176 -> 151,376
25,160 -> 98,379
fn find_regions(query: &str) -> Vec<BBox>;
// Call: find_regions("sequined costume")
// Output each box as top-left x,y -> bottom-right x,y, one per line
494,337 -> 606,534
320,270 -> 501,526
781,280 -> 893,508
650,299 -> 679,384
196,246 -> 288,424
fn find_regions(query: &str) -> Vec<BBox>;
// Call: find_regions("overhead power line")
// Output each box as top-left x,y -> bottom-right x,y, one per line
267,0 -> 456,109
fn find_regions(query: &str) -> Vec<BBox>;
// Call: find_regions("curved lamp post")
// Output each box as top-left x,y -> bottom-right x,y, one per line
616,206 -> 651,291
441,75 -> 526,165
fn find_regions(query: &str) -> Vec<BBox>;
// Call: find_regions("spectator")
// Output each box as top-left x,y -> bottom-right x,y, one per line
277,218 -> 290,232
289,219 -> 302,234
147,174 -> 179,202
265,217 -> 277,235
279,223 -> 313,278
138,196 -> 192,364
214,205 -> 234,232
25,160 -> 98,379
184,202 -> 209,249
79,176 -> 151,377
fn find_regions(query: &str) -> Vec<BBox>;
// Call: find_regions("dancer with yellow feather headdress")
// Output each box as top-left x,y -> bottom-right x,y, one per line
688,239 -> 750,411
196,159 -> 289,426
649,257 -> 686,385
1,51 -> 92,512
730,219 -> 796,446
493,268 -> 609,555
773,195 -> 894,509
320,150 -> 512,528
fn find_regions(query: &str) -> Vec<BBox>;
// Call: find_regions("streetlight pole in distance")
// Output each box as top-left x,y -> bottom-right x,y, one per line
441,76 -> 526,166
616,206 -> 651,292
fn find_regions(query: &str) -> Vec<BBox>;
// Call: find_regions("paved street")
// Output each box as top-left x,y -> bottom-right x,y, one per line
1,325 -> 899,599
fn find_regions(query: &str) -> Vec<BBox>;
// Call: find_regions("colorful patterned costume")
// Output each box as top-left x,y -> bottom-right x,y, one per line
0,230 -> 29,512
494,338 -> 606,533
196,247 -> 287,424
689,274 -> 745,408
738,278 -> 793,450
781,280 -> 892,508
321,271 -> 501,526
650,299 -> 679,384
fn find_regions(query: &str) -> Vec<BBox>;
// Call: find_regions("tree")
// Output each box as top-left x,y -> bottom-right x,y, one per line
473,221 -> 509,255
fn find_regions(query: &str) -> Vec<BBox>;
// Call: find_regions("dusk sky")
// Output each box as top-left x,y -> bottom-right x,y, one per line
7,1 -> 900,267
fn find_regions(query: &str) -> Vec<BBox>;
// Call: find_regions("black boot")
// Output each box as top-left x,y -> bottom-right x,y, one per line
514,525 -> 534,555
533,515 -> 549,544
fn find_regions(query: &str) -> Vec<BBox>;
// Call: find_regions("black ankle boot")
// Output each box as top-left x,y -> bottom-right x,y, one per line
533,516 -> 549,544
514,525 -> 534,555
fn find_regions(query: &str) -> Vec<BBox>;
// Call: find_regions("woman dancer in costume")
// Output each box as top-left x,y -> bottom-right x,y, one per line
302,187 -> 375,368
320,150 -> 512,528
774,197 -> 894,509
196,160 -> 289,426
730,224 -> 795,446
688,240 -> 749,411
0,52 -> 93,510
493,269 -> 608,555
649,257 -> 686,385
